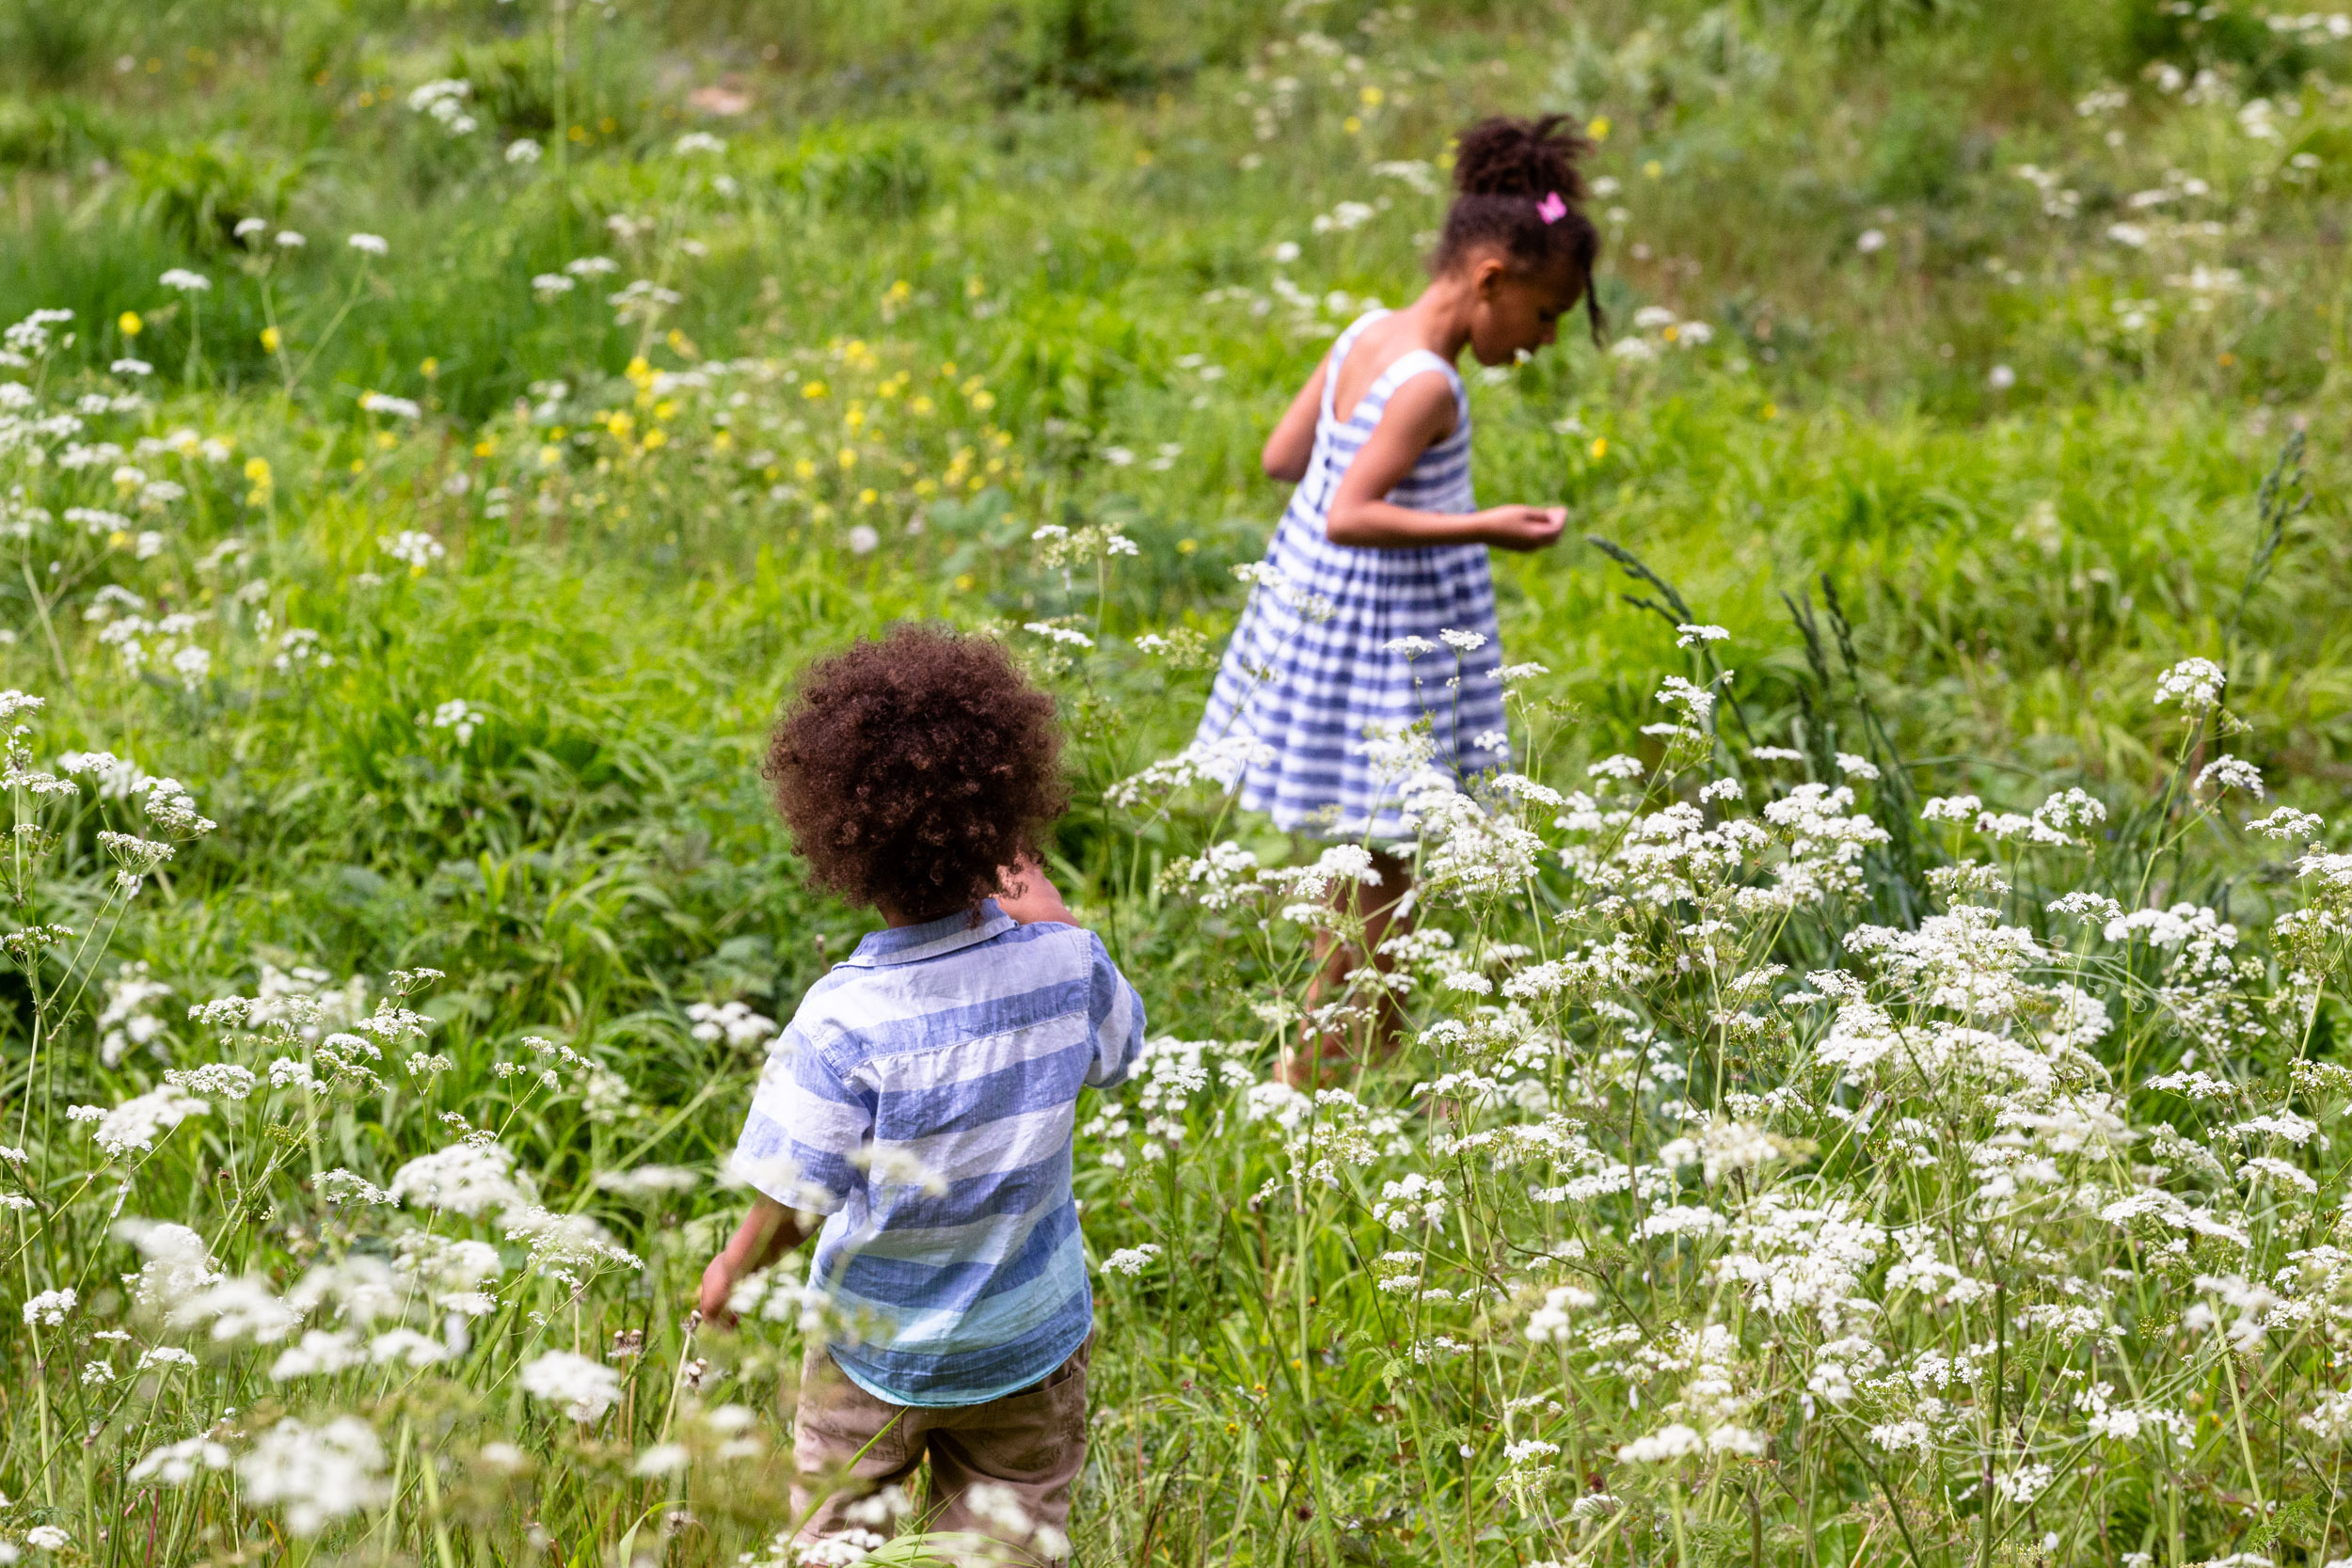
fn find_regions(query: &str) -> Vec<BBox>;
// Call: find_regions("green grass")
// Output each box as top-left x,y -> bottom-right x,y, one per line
3,0 -> 2352,1563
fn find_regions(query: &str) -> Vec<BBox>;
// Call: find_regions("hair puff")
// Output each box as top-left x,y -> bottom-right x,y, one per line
765,625 -> 1069,923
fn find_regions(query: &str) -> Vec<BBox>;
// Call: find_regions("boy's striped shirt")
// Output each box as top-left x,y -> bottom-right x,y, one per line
729,899 -> 1141,1406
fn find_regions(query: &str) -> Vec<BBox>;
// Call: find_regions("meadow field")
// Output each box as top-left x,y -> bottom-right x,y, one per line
4,0 -> 2352,1562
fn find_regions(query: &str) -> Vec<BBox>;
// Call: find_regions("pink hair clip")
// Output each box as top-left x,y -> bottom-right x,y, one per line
1535,190 -> 1568,225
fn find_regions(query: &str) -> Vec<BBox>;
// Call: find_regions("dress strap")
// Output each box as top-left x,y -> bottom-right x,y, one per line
1368,348 -> 1467,419
1318,309 -> 1393,425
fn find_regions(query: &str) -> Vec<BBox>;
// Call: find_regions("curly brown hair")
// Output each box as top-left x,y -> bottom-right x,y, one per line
764,625 -> 1069,923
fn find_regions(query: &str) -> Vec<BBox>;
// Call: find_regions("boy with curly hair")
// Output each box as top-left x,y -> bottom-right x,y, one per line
700,625 -> 1142,1565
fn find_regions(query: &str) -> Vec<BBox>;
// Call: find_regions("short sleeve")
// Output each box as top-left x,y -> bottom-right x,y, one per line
728,1021 -> 870,1215
1082,932 -> 1145,1090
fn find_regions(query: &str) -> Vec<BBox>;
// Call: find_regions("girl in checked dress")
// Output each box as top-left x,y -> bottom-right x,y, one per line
1193,115 -> 1603,1084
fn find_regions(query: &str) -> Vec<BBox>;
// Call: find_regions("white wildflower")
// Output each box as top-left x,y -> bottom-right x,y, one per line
1101,1244 -> 1162,1275
520,1349 -> 625,1421
237,1417 -> 389,1535
2153,657 -> 2225,717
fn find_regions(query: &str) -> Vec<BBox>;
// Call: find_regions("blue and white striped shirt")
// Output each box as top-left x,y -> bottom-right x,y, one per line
730,899 -> 1142,1406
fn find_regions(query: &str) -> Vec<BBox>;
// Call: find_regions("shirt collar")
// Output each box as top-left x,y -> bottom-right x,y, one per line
842,898 -> 1016,968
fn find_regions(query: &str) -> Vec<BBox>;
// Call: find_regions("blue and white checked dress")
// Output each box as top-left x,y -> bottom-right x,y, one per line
1194,310 -> 1508,840
729,900 -> 1142,1406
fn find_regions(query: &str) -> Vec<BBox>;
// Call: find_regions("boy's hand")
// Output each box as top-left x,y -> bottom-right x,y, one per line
996,856 -> 1076,925
699,1251 -> 743,1329
697,1196 -> 808,1332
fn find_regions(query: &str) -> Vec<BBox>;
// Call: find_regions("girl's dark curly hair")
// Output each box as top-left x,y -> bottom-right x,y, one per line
765,626 -> 1068,923
1435,114 -> 1605,343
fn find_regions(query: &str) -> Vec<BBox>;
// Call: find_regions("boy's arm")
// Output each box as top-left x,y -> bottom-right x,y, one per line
996,855 -> 1076,926
698,1195 -> 815,1329
1083,932 -> 1146,1089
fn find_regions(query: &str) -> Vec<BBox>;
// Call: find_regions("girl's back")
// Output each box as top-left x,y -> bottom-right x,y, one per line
1296,309 -> 1476,536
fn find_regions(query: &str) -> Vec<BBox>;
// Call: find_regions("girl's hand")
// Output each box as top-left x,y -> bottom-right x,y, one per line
1476,505 -> 1568,551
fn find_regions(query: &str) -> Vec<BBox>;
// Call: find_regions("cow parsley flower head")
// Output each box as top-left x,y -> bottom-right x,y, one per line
379,530 -> 445,570
358,391 -> 421,420
238,1417 -> 390,1535
270,1328 -> 364,1381
686,1000 -> 778,1047
2153,657 -> 2225,717
67,1086 -> 207,1156
1101,1243 -> 1162,1275
2248,806 -> 2323,842
167,1275 -> 302,1343
408,79 -> 477,135
1023,622 -> 1094,650
117,1219 -> 223,1313
1523,1284 -> 1596,1341
387,1140 -> 529,1218
1616,1423 -> 1705,1463
520,1349 -> 625,1421
421,698 -> 483,744
1656,674 -> 1715,725
129,1435 -> 232,1485
2194,754 -> 2264,798
21,1288 -> 75,1326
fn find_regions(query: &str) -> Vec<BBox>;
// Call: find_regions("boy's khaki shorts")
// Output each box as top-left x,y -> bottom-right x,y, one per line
788,1334 -> 1092,1564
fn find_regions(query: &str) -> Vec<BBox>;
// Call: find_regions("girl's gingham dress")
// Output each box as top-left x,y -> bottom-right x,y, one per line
1193,309 -> 1508,841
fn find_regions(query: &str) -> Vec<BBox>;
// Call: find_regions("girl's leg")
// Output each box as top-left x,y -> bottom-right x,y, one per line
1281,848 -> 1414,1087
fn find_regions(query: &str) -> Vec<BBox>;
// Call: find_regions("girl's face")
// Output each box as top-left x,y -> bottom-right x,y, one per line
1466,254 -> 1587,367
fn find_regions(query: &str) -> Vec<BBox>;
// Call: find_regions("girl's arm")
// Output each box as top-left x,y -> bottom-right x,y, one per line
1260,356 -> 1329,483
1324,372 -> 1566,551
